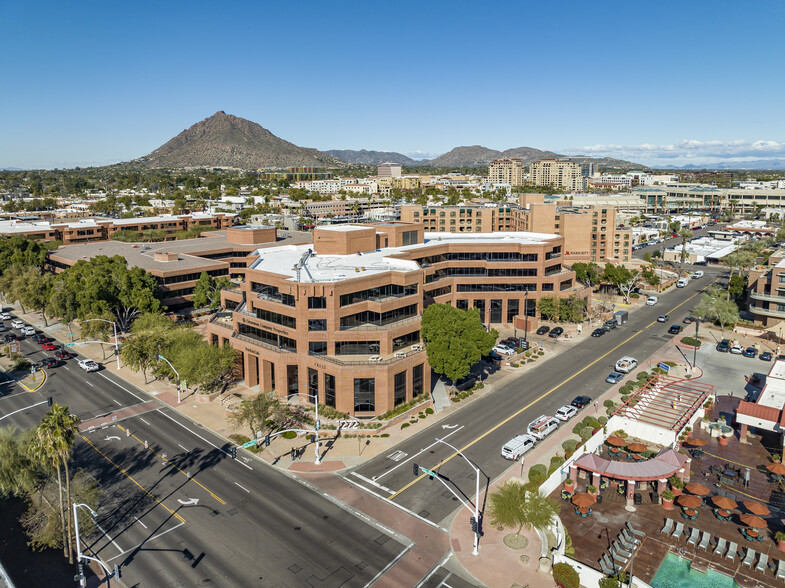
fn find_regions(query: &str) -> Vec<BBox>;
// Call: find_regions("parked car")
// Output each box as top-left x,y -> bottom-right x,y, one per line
502,337 -> 521,348
591,328 -> 605,337
730,344 -> 744,355
571,395 -> 592,408
683,316 -> 694,324
717,339 -> 731,352
11,320 -> 24,329
536,326 -> 550,335
21,326 -> 35,336
657,314 -> 669,322
760,352 -> 773,361
603,320 -> 617,331
646,296 -> 658,306
78,359 -> 100,372
527,416 -> 559,440
606,371 -> 626,384
501,434 -> 536,460
54,349 -> 71,360
0,312 -> 11,320
33,333 -> 47,343
554,405 -> 579,421
549,327 -> 564,338
3,333 -> 17,342
484,350 -> 503,362
615,357 -> 638,373
40,342 -> 57,351
742,347 -> 758,358
492,344 -> 515,356
668,325 -> 683,334
40,358 -> 60,369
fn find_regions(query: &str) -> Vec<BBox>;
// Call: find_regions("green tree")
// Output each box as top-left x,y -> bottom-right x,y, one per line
120,313 -> 176,383
558,295 -> 587,323
487,481 -> 557,540
693,285 -> 740,336
420,304 -> 497,383
227,391 -> 284,441
18,266 -> 54,326
192,271 -> 231,310
0,426 -> 38,497
537,295 -> 562,321
728,274 -> 748,298
603,264 -> 641,303
571,262 -> 602,287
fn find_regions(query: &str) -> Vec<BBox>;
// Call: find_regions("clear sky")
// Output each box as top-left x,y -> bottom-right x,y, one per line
2,0 -> 784,169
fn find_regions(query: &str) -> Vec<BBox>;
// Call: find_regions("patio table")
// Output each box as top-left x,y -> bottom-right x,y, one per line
715,508 -> 732,521
683,508 -> 698,520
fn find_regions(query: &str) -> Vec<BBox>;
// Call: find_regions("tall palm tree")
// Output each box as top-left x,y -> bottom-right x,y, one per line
33,404 -> 81,563
678,229 -> 693,274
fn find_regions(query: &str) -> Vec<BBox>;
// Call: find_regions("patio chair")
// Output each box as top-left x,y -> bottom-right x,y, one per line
621,528 -> 641,546
713,537 -> 727,556
698,531 -> 710,550
660,518 -> 674,535
600,558 -> 615,576
742,547 -> 756,567
776,558 -> 785,580
726,541 -> 738,562
617,535 -> 635,552
603,553 -> 619,574
756,553 -> 769,573
687,527 -> 700,545
627,521 -> 646,538
672,521 -> 685,539
613,541 -> 632,559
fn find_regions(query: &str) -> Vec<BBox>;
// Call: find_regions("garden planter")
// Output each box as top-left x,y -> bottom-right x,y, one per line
662,498 -> 674,511
778,540 -> 785,552
719,436 -> 729,446
671,487 -> 683,497
564,481 -> 575,493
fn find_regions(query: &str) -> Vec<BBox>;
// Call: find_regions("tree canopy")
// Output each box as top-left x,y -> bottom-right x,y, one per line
192,271 -> 231,310
693,284 -> 739,335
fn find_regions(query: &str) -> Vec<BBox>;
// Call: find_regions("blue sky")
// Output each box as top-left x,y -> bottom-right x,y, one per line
2,0 -> 784,169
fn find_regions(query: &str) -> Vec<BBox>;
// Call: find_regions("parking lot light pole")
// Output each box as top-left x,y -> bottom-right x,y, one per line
82,318 -> 120,369
434,437 -> 481,555
157,354 -> 181,403
73,503 -> 111,587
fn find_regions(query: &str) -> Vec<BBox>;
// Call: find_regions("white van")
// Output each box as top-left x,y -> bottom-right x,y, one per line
692,270 -> 704,279
527,416 -> 559,440
501,434 -> 536,460
646,296 -> 658,306
676,277 -> 689,288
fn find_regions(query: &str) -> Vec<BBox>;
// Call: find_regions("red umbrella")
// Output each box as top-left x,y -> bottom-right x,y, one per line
766,463 -> 785,476
711,496 -> 737,510
685,482 -> 710,496
627,442 -> 647,453
743,501 -> 770,516
740,514 -> 767,528
677,494 -> 703,509
606,436 -> 626,447
571,492 -> 597,508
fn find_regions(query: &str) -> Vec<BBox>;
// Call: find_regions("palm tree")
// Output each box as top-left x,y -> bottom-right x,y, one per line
677,229 -> 693,274
487,481 -> 557,541
32,404 -> 81,563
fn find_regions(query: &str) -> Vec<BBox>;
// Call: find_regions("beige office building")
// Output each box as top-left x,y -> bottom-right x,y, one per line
488,158 -> 525,186
530,159 -> 585,193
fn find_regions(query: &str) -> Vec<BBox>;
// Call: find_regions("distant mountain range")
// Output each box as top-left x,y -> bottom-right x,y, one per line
662,160 -> 785,170
324,149 -> 417,165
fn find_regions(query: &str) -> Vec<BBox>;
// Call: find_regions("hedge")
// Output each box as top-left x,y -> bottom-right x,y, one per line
562,439 -> 579,453
552,562 -> 580,588
528,463 -> 548,486
681,336 -> 701,347
549,455 -> 565,474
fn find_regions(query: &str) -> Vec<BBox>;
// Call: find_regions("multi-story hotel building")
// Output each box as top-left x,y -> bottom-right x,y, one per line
747,249 -> 785,327
207,222 -> 586,416
488,158 -> 525,186
529,159 -> 585,193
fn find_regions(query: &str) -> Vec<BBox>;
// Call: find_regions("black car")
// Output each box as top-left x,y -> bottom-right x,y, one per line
536,326 -> 550,336
668,325 -> 683,334
3,333 -> 17,342
683,316 -> 694,324
760,352 -> 773,361
591,328 -> 605,337
54,349 -> 71,360
549,327 -> 564,338
716,339 -> 731,352
40,358 -> 60,369
571,396 -> 591,408
503,337 -> 521,348
33,333 -> 47,343
484,350 -> 503,362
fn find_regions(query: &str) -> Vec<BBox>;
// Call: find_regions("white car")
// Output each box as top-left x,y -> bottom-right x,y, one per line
646,296 -> 658,306
730,344 -> 744,355
554,405 -> 578,422
78,359 -> 100,372
0,313 -> 11,320
11,320 -> 24,329
493,344 -> 515,356
615,356 -> 639,373
21,326 -> 35,336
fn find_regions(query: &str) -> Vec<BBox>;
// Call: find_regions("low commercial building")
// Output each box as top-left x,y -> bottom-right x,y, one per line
736,359 -> 785,456
663,236 -> 741,265
207,222 -> 586,416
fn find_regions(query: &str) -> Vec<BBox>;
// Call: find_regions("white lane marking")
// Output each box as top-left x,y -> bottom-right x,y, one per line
363,544 -> 414,588
139,417 -> 151,426
415,554 -> 453,588
98,372 -> 144,402
112,399 -> 121,406
437,575 -> 453,588
156,408 -> 253,470
94,521 -> 123,556
133,516 -> 147,529
387,450 -> 408,462
235,482 -> 250,493
0,400 -> 48,421
178,444 -> 187,451
106,522 -> 185,562
373,425 -> 465,481
85,381 -> 94,387
63,366 -> 69,371
0,390 -> 31,401
349,472 -> 394,494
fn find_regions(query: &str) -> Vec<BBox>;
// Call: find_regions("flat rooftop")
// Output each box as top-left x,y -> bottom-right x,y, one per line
249,229 -> 561,283
759,359 -> 785,409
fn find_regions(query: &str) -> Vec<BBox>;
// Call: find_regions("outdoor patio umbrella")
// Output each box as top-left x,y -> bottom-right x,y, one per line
626,442 -> 647,453
685,482 -> 710,496
686,438 -> 707,447
743,501 -> 770,516
571,492 -> 597,508
740,514 -> 767,528
677,494 -> 703,509
606,436 -> 626,447
766,463 -> 785,476
711,495 -> 738,510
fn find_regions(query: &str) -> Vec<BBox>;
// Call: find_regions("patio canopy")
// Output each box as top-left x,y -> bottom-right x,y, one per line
572,448 -> 688,482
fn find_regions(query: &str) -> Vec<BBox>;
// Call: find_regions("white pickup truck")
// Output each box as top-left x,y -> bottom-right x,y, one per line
501,434 -> 536,460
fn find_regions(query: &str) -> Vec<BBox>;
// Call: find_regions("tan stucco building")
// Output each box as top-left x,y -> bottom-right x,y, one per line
488,158 -> 525,186
529,159 -> 585,193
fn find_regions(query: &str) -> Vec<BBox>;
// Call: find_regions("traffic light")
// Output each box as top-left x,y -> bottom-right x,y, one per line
470,516 -> 478,533
264,434 -> 271,447
413,463 -> 419,476
231,446 -> 237,459
47,396 -> 53,407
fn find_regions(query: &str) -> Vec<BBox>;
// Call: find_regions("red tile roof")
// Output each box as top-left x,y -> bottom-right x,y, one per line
737,400 -> 781,423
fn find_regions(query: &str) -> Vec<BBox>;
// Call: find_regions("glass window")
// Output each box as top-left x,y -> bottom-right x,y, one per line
340,283 -> 418,307
308,368 -> 318,404
308,341 -> 327,355
287,365 -> 298,396
401,230 -> 418,246
238,323 -> 296,352
353,378 -> 375,412
456,299 -> 468,310
340,304 -> 418,329
308,319 -> 326,331
507,299 -> 519,323
255,307 -> 296,329
474,299 -> 485,315
394,371 -> 407,406
335,341 -> 380,355
393,330 -> 420,351
324,374 -> 336,408
490,299 -> 502,323
412,364 -> 424,397
308,296 -> 327,309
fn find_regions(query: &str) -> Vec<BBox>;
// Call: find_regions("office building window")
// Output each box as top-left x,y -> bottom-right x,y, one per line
490,299 -> 502,323
412,364 -> 424,397
308,341 -> 327,355
394,371 -> 407,406
308,368 -> 318,404
308,319 -> 326,331
308,296 -> 327,309
324,374 -> 336,408
474,299 -> 485,315
354,378 -> 375,412
507,299 -> 519,323
287,365 -> 298,396
336,341 -> 380,355
457,299 -> 468,310
401,230 -> 418,246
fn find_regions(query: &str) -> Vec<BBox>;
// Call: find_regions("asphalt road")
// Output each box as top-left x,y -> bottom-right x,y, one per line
345,264 -> 728,529
0,322 -> 409,587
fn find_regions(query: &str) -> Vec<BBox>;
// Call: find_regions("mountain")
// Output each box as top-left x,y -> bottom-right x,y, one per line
132,111 -> 343,169
662,159 -> 785,170
424,145 -> 645,170
425,146 -> 504,168
326,149 -> 417,165
560,155 -> 645,170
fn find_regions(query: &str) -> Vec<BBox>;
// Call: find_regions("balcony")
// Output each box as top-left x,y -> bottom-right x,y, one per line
307,347 -> 425,366
339,315 -> 421,331
748,291 -> 785,304
749,304 -> 785,319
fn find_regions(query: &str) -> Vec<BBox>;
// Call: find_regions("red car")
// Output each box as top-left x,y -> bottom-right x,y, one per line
54,350 -> 70,360
41,342 -> 57,351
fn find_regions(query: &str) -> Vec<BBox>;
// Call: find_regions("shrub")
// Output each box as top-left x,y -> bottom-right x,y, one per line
665,361 -> 677,367
425,408 -> 434,414
662,489 -> 674,501
599,576 -> 621,588
378,392 -> 429,420
552,562 -> 580,588
598,416 -> 608,425
562,439 -> 579,453
229,433 -> 251,445
380,433 -> 390,438
669,475 -> 684,489
572,423 -> 585,436
579,426 -> 594,442
619,385 -> 632,395
549,455 -> 565,474
630,293 -> 640,299
585,418 -> 602,429
511,362 -> 519,368
401,423 -> 410,429
681,336 -> 701,347
528,463 -> 547,486
636,371 -> 650,380
614,429 -> 628,438
604,399 -> 615,408
281,431 -> 297,440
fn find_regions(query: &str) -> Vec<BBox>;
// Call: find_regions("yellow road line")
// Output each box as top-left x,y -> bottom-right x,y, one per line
20,370 -> 47,392
117,424 -> 227,506
388,285 -> 711,500
81,435 -> 186,523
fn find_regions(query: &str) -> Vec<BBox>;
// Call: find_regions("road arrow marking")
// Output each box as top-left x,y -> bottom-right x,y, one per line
104,436 -> 121,441
441,424 -> 458,429
177,498 -> 199,506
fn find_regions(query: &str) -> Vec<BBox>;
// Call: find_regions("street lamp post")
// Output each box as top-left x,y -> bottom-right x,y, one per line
82,318 -> 120,369
434,437 -> 482,555
282,392 -> 320,465
157,354 -> 182,404
73,503 -> 111,587
693,319 -> 699,369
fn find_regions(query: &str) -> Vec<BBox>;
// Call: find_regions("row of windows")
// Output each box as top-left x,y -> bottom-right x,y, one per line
340,283 -> 418,307
251,283 -> 296,307
238,323 -> 297,352
426,267 -> 538,282
415,251 -> 538,265
255,307 -> 296,329
424,285 -> 452,299
199,251 -> 252,259
340,304 -> 418,329
159,268 -> 228,285
456,283 -> 537,292
164,286 -> 195,297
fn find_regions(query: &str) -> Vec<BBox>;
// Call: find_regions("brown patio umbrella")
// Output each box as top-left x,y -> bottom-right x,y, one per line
685,482 -> 710,496
686,438 -> 707,447
627,442 -> 647,453
711,495 -> 738,510
677,494 -> 703,509
606,436 -> 626,447
766,463 -> 785,476
740,514 -> 767,528
571,492 -> 597,508
743,501 -> 771,516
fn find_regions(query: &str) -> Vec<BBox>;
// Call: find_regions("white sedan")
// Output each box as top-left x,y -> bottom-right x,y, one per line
0,312 -> 11,320
493,344 -> 516,356
730,344 -> 744,355
78,359 -> 100,372
554,405 -> 578,421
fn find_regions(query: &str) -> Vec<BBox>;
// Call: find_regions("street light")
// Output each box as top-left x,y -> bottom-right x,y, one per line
82,318 -> 120,369
281,392 -> 321,465
157,354 -> 182,404
73,502 -> 111,587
